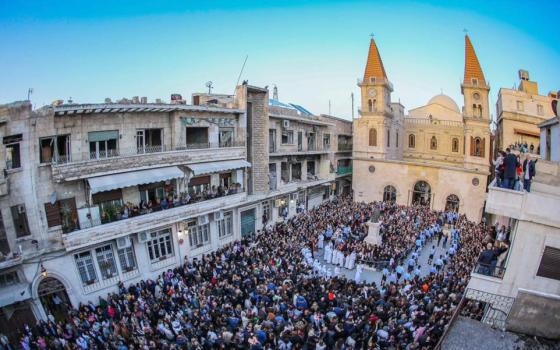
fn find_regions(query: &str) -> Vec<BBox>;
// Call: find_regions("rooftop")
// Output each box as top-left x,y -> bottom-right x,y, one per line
52,103 -> 243,116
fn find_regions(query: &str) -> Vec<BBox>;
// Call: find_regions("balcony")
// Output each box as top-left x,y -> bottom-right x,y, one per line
485,180 -> 525,219
336,166 -> 352,176
63,191 -> 247,251
0,254 -> 23,270
51,142 -> 246,182
473,263 -> 506,279
337,144 -> 353,152
270,144 -> 330,157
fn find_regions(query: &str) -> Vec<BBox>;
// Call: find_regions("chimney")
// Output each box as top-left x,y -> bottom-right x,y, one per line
140,96 -> 147,104
104,98 -> 112,103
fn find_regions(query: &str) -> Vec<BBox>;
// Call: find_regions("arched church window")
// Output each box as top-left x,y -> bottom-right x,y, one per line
430,136 -> 437,150
473,137 -> 484,157
368,99 -> 373,112
369,128 -> 377,147
383,185 -> 397,202
408,134 -> 415,148
452,138 -> 459,153
478,105 -> 483,118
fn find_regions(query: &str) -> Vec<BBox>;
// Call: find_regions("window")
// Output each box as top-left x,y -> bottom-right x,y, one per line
307,161 -> 316,176
536,246 -> 560,281
218,211 -> 233,238
44,198 -> 78,233
118,243 -> 137,272
430,136 -> 438,150
368,99 -> 374,112
291,163 -> 302,181
269,129 -> 277,153
95,245 -> 118,280
0,211 -> 9,255
188,221 -> 210,248
281,130 -> 294,144
323,134 -> 330,149
452,138 -> 459,153
516,101 -> 524,111
383,186 -> 397,202
471,137 -> 485,157
11,205 -> 30,237
89,130 -> 119,159
471,78 -> 478,86
396,131 -> 399,148
188,176 -> 210,196
147,228 -> 174,260
186,127 -> 209,149
139,182 -> 165,203
537,104 -> 544,116
387,130 -> 390,147
4,134 -> 22,170
136,129 -> 162,153
40,135 -> 70,163
262,201 -> 271,224
368,128 -> 377,147
0,271 -> 19,287
75,251 -> 97,284
219,128 -> 234,147
281,162 -> 290,183
408,134 -> 415,148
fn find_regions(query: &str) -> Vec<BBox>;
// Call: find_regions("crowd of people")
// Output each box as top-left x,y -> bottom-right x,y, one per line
493,147 -> 537,192
3,197 -> 494,350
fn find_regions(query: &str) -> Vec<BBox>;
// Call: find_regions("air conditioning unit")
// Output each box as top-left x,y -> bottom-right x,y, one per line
198,214 -> 209,225
116,236 -> 131,249
214,211 -> 224,221
17,205 -> 26,214
138,231 -> 152,243
282,120 -> 290,129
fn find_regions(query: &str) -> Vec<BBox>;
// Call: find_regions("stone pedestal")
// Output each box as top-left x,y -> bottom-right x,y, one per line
365,221 -> 382,246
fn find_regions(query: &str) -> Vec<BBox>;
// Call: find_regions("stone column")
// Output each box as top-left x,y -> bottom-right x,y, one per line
365,221 -> 382,246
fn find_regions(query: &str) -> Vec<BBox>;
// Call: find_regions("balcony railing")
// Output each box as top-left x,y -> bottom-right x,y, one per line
336,166 -> 352,175
473,262 -> 506,279
337,144 -> 353,151
51,141 -> 246,165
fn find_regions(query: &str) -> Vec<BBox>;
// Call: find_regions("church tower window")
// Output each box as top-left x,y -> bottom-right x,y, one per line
387,130 -> 390,147
368,99 -> 373,112
472,137 -> 485,157
430,136 -> 438,150
368,128 -> 377,147
408,134 -> 415,148
396,131 -> 399,148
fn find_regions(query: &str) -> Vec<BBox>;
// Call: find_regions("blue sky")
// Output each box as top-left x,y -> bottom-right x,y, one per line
1,0 -> 559,120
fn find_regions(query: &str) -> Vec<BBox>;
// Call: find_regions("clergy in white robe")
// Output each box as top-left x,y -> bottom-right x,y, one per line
338,251 -> 345,267
318,233 -> 324,249
324,244 -> 332,263
334,266 -> 341,278
345,251 -> 356,270
354,264 -> 363,284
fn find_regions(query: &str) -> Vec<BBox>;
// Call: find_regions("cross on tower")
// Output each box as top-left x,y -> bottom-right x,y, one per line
370,33 -> 375,39
463,28 -> 469,35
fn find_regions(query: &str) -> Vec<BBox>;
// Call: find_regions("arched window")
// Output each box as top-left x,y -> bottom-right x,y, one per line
408,134 -> 415,148
472,104 -> 478,117
478,105 -> 483,118
452,138 -> 459,153
474,137 -> 482,156
445,194 -> 460,212
396,131 -> 399,148
430,136 -> 438,150
368,99 -> 373,112
383,185 -> 397,202
387,130 -> 391,147
368,128 -> 377,147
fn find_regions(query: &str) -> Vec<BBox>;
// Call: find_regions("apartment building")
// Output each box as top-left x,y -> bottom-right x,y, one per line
0,84 -> 352,337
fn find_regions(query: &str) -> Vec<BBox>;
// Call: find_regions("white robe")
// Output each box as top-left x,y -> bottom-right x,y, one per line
338,252 -> 345,267
334,266 -> 341,277
324,245 -> 332,263
331,249 -> 338,265
318,234 -> 324,249
354,264 -> 363,283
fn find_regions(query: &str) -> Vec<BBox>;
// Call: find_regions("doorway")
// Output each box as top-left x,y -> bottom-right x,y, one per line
37,277 -> 71,322
411,181 -> 431,207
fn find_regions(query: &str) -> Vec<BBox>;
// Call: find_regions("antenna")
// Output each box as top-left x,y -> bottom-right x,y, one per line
27,88 -> 34,101
328,100 -> 332,115
205,81 -> 213,94
235,55 -> 249,90
273,85 -> 278,100
463,28 -> 468,35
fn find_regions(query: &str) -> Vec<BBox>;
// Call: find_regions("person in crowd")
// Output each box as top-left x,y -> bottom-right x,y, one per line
502,148 -> 520,190
522,155 -> 537,193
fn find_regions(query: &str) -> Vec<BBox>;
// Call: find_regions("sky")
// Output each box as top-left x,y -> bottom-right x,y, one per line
1,0 -> 559,120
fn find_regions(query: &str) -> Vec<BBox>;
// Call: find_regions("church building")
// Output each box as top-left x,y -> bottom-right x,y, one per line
352,35 -> 491,221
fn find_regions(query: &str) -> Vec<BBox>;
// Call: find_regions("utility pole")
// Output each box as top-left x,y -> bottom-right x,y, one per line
328,100 -> 331,115
351,92 -> 354,119
27,88 -> 33,101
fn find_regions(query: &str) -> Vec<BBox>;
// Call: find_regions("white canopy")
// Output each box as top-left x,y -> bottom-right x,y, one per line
187,160 -> 251,176
88,166 -> 187,194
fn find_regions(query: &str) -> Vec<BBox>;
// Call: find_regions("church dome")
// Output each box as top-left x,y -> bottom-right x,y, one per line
427,94 -> 460,113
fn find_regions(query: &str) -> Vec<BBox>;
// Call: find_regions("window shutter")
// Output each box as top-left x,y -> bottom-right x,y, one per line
470,136 -> 475,156
44,202 -> 61,227
537,246 -> 560,281
481,138 -> 486,158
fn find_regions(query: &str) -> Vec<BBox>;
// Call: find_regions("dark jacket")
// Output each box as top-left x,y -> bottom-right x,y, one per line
522,159 -> 536,179
503,153 -> 519,179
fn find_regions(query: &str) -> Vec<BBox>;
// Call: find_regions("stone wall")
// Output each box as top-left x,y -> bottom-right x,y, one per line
507,289 -> 560,339
246,88 -> 270,194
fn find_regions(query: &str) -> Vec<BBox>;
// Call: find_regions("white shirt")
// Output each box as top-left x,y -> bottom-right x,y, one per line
524,161 -> 531,180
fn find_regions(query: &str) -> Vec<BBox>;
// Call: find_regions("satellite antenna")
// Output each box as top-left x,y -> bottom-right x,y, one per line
205,81 -> 213,94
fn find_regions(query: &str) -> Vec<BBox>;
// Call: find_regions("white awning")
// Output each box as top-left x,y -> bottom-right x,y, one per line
88,166 -> 187,194
0,283 -> 31,308
187,160 -> 251,176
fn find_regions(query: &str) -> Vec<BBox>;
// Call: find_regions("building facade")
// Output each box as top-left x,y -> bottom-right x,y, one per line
0,89 -> 351,339
352,36 -> 491,221
495,70 -> 557,154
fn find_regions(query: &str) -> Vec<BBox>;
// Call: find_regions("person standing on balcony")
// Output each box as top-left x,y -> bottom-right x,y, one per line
522,155 -> 536,193
502,148 -> 519,190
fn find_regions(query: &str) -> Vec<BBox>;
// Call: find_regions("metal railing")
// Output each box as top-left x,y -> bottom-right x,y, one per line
336,167 -> 352,175
52,141 -> 246,165
473,262 -> 506,279
404,118 -> 463,128
337,144 -> 353,151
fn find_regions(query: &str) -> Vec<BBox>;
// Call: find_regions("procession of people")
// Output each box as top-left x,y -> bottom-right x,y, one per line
2,196 -> 492,350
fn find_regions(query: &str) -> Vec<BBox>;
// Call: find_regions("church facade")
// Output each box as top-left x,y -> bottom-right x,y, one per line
352,36 -> 491,221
